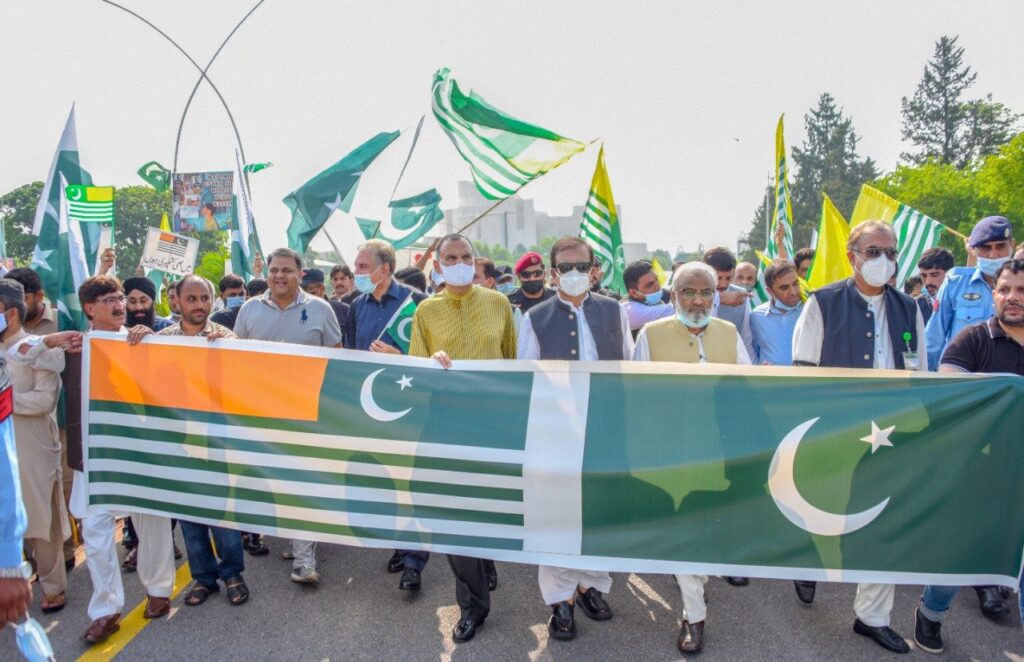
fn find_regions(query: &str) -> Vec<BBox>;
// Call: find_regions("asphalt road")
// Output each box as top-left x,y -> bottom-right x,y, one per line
4,531 -> 1023,661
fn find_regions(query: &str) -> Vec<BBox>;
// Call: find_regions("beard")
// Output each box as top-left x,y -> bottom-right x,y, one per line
127,308 -> 156,329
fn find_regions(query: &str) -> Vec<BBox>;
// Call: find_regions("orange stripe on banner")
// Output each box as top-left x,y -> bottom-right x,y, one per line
90,338 -> 327,421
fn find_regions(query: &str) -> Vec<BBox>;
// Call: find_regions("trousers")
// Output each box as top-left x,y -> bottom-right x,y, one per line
537,566 -> 612,605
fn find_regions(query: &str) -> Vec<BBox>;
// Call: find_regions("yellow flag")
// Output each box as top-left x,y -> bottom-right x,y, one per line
651,258 -> 668,286
850,184 -> 899,227
808,194 -> 854,289
159,212 -> 171,232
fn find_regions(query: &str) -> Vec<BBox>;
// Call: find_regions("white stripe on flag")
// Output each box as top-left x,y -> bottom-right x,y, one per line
522,370 -> 590,554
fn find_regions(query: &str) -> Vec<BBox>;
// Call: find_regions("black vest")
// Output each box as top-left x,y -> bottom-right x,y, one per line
814,278 -> 919,369
528,293 -> 624,360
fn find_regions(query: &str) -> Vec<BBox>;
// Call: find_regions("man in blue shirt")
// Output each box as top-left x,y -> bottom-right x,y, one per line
342,240 -> 428,592
925,216 -> 1016,369
750,259 -> 803,365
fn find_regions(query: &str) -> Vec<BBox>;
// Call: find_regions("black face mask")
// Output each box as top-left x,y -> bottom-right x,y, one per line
521,280 -> 545,295
127,308 -> 155,329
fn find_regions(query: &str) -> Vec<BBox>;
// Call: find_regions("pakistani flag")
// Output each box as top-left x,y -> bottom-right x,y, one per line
48,175 -> 91,331
893,204 -> 945,289
243,162 -> 273,174
579,146 -> 625,295
85,337 -> 1024,587
66,185 -> 114,223
283,132 -> 400,253
137,161 -> 170,192
432,68 -> 586,200
383,295 -> 418,352
231,150 -> 265,280
32,106 -> 94,325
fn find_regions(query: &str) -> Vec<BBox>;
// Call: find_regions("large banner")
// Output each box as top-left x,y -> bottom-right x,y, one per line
172,171 -> 233,232
82,334 -> 1024,587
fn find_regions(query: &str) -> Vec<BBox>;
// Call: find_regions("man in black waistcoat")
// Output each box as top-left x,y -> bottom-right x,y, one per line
791,221 -> 926,655
516,237 -> 633,642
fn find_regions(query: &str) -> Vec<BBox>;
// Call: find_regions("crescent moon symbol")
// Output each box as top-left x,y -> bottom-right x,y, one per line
396,318 -> 413,344
767,418 -> 889,537
360,368 -> 412,422
68,187 -> 83,201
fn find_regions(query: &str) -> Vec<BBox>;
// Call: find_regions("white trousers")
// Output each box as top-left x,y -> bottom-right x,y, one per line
537,566 -> 612,605
132,513 -> 175,598
854,583 -> 895,627
674,574 -> 708,623
72,470 -> 124,620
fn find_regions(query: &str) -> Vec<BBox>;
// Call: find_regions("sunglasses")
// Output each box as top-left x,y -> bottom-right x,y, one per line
554,261 -> 593,274
520,269 -> 545,279
855,247 -> 898,261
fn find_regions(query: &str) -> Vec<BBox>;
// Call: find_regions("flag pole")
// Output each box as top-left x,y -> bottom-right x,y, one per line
322,228 -> 347,266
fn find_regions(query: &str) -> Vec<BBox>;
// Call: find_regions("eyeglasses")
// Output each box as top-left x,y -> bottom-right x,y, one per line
97,295 -> 126,305
520,269 -> 545,279
855,247 -> 898,261
554,262 -> 593,274
679,288 -> 715,300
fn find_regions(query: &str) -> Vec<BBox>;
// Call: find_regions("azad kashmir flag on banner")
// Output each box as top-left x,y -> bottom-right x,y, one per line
580,145 -> 626,295
432,67 -> 586,200
82,335 -> 1024,587
807,194 -> 853,290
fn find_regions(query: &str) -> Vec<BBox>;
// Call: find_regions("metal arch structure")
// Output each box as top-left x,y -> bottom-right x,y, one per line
97,0 -> 265,173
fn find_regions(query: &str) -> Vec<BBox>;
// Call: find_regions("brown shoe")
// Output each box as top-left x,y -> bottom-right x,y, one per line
144,595 -> 171,618
677,620 -> 704,654
121,546 -> 138,572
83,613 -> 121,643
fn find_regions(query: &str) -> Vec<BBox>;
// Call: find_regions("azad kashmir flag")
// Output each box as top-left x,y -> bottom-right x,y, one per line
580,145 -> 626,295
230,150 -> 265,279
382,295 -> 418,352
432,67 -> 586,200
83,335 -> 1024,587
807,194 -> 853,289
283,132 -> 401,252
32,106 -> 94,329
752,116 -> 796,307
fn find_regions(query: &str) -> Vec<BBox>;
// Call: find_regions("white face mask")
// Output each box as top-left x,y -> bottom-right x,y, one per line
558,270 -> 590,298
440,262 -> 475,287
857,254 -> 895,288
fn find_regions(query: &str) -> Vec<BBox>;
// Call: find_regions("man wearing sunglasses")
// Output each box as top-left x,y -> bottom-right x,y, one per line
516,237 -> 632,642
792,221 -> 925,655
508,252 -> 555,313
925,216 -> 1015,371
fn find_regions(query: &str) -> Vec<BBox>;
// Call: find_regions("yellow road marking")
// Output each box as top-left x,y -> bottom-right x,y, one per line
75,562 -> 191,662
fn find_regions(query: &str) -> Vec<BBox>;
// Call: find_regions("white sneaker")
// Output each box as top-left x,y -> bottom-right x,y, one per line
290,565 -> 320,585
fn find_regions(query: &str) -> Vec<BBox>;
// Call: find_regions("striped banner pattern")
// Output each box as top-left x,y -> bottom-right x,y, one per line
893,204 -> 945,289
66,185 -> 114,224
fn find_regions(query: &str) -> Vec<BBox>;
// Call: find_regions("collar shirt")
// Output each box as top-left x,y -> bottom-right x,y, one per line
233,288 -> 343,347
517,292 -> 634,360
925,266 -> 994,370
749,300 -> 803,365
408,285 -> 517,360
24,303 -> 58,336
346,279 -> 424,352
156,320 -> 237,338
632,319 -> 752,364
940,317 -> 1024,376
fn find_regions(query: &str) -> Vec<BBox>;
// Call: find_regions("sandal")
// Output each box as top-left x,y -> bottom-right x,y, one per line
184,582 -> 217,606
42,592 -> 66,614
224,575 -> 249,606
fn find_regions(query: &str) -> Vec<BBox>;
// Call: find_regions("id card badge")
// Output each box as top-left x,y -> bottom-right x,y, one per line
902,351 -> 921,371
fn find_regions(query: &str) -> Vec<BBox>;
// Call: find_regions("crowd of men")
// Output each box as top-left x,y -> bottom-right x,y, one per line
1,213 -> 1022,656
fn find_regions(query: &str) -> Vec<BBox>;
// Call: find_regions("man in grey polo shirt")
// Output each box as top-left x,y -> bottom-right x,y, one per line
234,248 -> 342,586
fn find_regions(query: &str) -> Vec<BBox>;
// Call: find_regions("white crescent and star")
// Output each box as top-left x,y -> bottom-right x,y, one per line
396,318 -> 413,344
767,418 -> 891,537
359,368 -> 413,422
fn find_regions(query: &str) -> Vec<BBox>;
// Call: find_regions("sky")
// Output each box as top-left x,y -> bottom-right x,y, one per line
2,1 -> 1022,259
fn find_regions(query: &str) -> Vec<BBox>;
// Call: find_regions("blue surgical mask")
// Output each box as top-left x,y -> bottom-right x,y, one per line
226,296 -> 245,310
775,299 -> 800,312
12,616 -> 55,662
0,309 -> 8,336
497,282 -> 516,295
644,291 -> 663,306
677,311 -> 711,328
355,265 -> 382,294
977,255 -> 1009,278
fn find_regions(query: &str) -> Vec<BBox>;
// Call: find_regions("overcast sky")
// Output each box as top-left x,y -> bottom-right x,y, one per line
3,1 -> 1022,258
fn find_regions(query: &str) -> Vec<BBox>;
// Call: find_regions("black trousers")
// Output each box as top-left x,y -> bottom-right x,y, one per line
447,555 -> 490,621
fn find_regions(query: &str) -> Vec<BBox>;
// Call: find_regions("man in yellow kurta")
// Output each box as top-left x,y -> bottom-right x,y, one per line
408,233 -> 516,645
631,262 -> 750,654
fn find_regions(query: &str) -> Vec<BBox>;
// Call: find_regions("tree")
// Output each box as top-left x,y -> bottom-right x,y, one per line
901,35 -> 1019,168
790,93 -> 878,246
0,182 -> 44,262
741,185 -> 773,264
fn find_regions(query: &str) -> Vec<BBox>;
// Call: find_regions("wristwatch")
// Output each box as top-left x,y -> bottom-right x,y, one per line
0,561 -> 33,580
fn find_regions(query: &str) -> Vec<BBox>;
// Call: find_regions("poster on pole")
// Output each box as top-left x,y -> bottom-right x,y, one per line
172,171 -> 233,232
140,227 -> 200,276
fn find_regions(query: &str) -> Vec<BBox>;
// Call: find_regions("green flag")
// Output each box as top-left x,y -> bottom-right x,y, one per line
382,295 -> 418,352
579,146 -> 625,294
231,150 -> 265,280
283,132 -> 400,252
431,67 -> 586,200
893,204 -> 945,289
32,106 -> 94,328
243,161 -> 273,174
65,185 -> 114,223
137,161 -> 170,192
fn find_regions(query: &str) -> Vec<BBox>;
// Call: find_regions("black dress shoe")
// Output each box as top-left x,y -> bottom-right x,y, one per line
576,587 -> 613,621
677,620 -> 704,653
794,580 -> 816,604
486,565 -> 498,591
725,576 -> 749,586
975,585 -> 1009,619
243,534 -> 269,556
399,567 -> 421,591
548,601 -> 576,640
914,608 -> 943,654
853,619 -> 910,654
452,616 -> 484,643
387,551 -> 404,574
